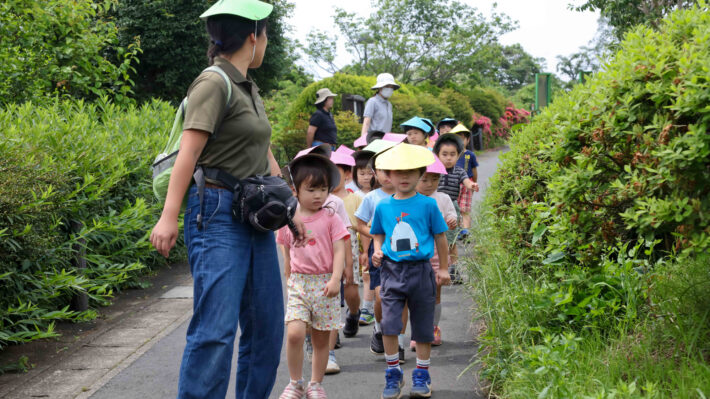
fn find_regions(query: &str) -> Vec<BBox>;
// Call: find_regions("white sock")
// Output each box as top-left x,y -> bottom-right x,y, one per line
398,333 -> 405,347
375,321 -> 381,332
434,303 -> 442,326
290,378 -> 304,386
364,300 -> 374,313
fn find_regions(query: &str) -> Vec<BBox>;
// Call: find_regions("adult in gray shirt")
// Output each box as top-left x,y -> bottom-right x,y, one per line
361,73 -> 400,143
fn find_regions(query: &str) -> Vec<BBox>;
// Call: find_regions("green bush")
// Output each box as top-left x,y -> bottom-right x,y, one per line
0,0 -> 140,107
0,99 -> 180,349
438,88 -> 474,126
470,4 -> 710,396
390,92 -> 423,129
414,93 -> 453,126
465,87 -> 506,122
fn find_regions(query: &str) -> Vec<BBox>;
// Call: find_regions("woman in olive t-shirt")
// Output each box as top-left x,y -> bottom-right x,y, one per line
149,1 -> 305,398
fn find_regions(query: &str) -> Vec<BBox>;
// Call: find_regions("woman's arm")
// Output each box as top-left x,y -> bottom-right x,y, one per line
306,125 -> 317,148
150,129 -> 209,258
267,146 -> 281,177
360,117 -> 372,138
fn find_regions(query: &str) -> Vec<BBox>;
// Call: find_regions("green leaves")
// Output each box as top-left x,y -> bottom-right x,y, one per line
0,99 -> 178,350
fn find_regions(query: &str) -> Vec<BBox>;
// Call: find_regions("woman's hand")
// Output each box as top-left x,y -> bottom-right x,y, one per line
323,278 -> 340,298
290,214 -> 307,247
150,216 -> 179,258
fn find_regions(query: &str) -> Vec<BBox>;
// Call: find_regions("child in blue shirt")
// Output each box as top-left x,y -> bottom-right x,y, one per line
370,143 -> 451,399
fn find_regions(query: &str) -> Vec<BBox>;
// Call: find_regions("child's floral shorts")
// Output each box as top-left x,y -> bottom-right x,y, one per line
285,273 -> 342,331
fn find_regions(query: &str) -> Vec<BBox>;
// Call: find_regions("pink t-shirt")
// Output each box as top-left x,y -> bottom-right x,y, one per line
429,192 -> 456,270
276,209 -> 350,275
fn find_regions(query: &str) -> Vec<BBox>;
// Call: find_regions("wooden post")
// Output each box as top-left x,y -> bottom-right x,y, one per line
70,220 -> 88,311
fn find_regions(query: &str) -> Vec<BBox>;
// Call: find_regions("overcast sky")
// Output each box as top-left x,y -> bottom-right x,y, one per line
287,0 -> 600,79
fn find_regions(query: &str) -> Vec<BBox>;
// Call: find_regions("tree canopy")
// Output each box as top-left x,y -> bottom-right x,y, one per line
303,0 -> 542,91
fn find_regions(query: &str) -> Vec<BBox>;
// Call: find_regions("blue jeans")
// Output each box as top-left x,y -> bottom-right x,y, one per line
178,186 -> 284,399
311,140 -> 336,150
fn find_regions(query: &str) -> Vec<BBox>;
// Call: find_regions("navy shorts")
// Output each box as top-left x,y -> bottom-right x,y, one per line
379,258 -> 436,343
368,241 -> 381,290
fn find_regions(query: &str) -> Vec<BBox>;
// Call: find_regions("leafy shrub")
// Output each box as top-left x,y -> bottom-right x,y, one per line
465,87 -> 507,122
0,0 -> 140,107
0,99 -> 179,349
470,4 -> 710,396
438,88 -> 474,126
414,93 -> 453,126
390,92 -> 423,129
334,111 -> 363,148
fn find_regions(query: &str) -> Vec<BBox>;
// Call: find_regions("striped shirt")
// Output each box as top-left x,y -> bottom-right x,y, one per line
437,166 -> 468,202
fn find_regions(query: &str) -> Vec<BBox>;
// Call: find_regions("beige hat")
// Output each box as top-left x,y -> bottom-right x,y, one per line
371,73 -> 400,90
314,88 -> 337,105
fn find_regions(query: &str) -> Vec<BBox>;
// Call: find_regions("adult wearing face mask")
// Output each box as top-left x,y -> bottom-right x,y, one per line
360,73 -> 400,144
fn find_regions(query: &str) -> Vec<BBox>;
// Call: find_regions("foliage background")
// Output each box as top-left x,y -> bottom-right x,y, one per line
468,4 -> 710,396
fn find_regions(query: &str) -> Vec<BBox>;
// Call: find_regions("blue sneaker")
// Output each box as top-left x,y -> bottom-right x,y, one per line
381,368 -> 404,399
410,368 -> 432,398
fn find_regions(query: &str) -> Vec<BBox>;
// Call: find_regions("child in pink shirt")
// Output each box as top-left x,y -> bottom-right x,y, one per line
277,153 -> 350,399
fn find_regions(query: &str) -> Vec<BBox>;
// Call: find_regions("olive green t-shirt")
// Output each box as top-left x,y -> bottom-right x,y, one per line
183,57 -> 271,179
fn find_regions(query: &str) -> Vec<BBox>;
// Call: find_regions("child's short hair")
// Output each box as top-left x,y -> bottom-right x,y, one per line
289,155 -> 341,194
353,152 -> 377,189
433,133 -> 464,156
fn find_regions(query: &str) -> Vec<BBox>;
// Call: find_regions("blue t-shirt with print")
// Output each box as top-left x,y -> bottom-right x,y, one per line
456,150 -> 479,178
370,193 -> 448,262
354,188 -> 391,223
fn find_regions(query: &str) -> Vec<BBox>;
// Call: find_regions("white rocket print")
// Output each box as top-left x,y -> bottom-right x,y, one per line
390,212 -> 419,254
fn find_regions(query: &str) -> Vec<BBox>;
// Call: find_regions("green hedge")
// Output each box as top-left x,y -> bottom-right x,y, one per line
275,73 -> 512,159
0,99 -> 180,350
470,4 -> 710,396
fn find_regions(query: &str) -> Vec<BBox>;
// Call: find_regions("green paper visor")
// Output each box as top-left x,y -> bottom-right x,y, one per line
200,0 -> 273,20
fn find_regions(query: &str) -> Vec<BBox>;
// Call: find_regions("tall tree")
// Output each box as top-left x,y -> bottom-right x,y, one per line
114,0 -> 297,103
572,0 -> 698,40
304,0 -> 516,86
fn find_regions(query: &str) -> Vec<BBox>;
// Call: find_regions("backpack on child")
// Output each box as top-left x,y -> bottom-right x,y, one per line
151,65 -> 233,203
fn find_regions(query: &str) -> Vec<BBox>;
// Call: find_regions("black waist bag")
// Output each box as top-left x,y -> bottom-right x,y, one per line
193,166 -> 297,233
236,175 -> 298,232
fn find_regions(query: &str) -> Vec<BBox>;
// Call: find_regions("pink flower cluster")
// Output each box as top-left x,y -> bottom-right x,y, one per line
473,107 -> 530,147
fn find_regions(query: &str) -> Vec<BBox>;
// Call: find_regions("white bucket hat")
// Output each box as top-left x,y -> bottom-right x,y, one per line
371,73 -> 400,90
314,88 -> 337,105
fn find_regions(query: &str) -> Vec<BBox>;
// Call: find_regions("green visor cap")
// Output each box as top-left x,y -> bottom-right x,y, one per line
200,0 -> 274,20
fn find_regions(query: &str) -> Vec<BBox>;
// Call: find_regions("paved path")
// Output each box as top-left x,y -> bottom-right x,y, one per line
0,148 -> 504,399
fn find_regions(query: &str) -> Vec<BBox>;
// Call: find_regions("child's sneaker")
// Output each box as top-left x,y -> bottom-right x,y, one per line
457,228 -> 469,241
325,353 -> 340,375
432,326 -> 442,346
382,367 -> 404,399
449,265 -> 463,285
305,335 -> 313,361
359,308 -> 375,325
343,310 -> 360,337
306,381 -> 327,399
370,329 -> 384,355
410,368 -> 432,398
279,381 -> 306,399
410,339 -> 416,352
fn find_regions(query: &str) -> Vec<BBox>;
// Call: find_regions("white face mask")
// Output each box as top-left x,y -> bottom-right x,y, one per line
380,87 -> 394,98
